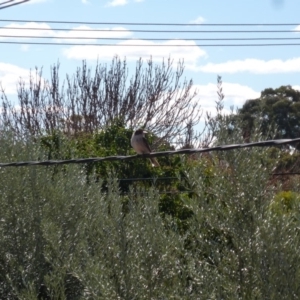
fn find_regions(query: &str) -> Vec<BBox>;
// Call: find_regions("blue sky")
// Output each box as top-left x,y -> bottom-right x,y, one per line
1,0 -> 300,115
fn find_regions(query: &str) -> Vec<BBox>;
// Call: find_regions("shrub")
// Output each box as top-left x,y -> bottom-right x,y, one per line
0,130 -> 300,299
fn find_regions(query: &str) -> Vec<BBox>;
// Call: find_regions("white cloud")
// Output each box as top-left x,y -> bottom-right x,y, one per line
54,26 -> 132,43
25,0 -> 48,4
189,16 -> 205,24
193,82 -> 260,111
0,22 -> 132,43
81,0 -> 89,3
0,22 -> 53,41
63,40 -> 206,66
293,25 -> 300,32
20,44 -> 30,51
0,63 -> 31,95
106,0 -> 128,6
292,85 -> 300,91
196,58 -> 300,74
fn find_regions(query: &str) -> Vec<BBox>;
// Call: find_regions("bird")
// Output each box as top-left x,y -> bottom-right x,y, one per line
131,128 -> 160,167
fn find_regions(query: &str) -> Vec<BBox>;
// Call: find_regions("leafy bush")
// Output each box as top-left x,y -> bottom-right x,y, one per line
1,128 -> 300,299
270,190 -> 300,215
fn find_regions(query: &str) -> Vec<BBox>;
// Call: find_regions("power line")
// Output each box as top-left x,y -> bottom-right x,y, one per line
118,177 -> 178,182
116,173 -> 300,182
0,0 -> 14,6
272,172 -> 300,176
0,0 -> 29,10
0,26 -> 300,33
2,35 -> 300,41
0,19 -> 299,26
0,137 -> 299,168
1,26 -> 300,33
2,26 -> 300,47
1,41 -> 300,47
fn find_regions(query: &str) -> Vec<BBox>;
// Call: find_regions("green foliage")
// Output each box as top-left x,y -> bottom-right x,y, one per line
262,147 -> 300,182
40,131 -> 72,160
270,190 -> 300,215
0,149 -> 187,298
1,129 -> 300,299
236,85 -> 300,141
37,120 -> 196,230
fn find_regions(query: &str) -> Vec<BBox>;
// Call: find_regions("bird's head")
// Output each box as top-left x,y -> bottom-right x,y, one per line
134,128 -> 147,136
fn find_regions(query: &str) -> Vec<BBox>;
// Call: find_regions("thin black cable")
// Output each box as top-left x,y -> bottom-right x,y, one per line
117,172 -> 300,183
2,35 -> 300,41
0,19 -> 299,26
272,172 -> 300,176
0,0 -> 15,6
0,26 -> 300,33
1,41 -> 300,47
0,137 -> 299,168
118,177 -> 178,182
122,190 -> 191,195
0,0 -> 29,10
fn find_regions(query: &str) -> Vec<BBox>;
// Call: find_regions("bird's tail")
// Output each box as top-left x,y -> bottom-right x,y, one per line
150,157 -> 160,167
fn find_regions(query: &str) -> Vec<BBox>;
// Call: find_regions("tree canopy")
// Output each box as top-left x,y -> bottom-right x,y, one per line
237,85 -> 300,141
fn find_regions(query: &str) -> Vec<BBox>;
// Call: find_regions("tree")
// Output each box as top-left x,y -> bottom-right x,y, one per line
0,56 -> 201,146
236,85 -> 300,141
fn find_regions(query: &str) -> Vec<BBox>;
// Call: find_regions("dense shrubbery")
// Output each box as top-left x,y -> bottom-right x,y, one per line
0,126 -> 300,299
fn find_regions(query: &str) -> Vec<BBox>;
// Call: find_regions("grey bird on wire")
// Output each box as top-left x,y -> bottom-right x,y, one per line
131,128 -> 160,167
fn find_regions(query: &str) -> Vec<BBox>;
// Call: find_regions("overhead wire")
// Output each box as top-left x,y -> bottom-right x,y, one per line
113,172 -> 300,183
1,35 -> 300,41
1,41 -> 300,47
0,26 -> 299,33
0,0 -> 14,6
0,20 -> 299,46
0,19 -> 299,26
0,137 -> 300,168
0,0 -> 29,10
